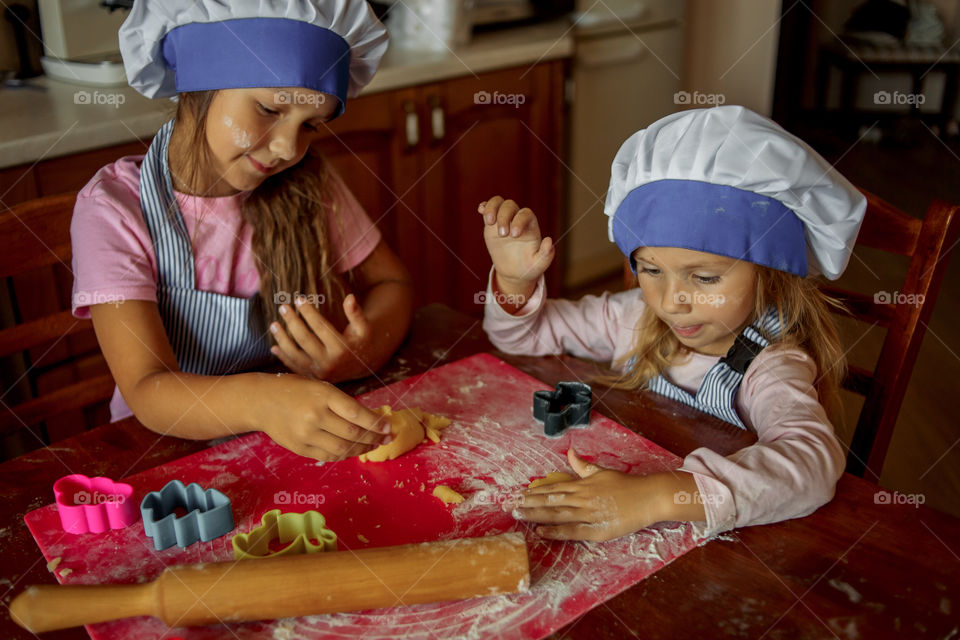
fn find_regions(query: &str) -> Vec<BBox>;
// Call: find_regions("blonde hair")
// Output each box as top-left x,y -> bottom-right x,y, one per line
606,263 -> 847,423
171,91 -> 349,334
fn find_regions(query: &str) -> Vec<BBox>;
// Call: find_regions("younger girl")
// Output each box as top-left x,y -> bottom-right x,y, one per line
480,105 -> 866,540
71,0 -> 413,461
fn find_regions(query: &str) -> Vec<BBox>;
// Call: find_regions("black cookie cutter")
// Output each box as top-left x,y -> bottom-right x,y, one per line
533,382 -> 592,436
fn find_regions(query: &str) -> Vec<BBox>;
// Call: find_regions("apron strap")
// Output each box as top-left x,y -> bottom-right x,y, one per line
140,119 -> 195,289
136,118 -> 272,375
648,308 -> 782,430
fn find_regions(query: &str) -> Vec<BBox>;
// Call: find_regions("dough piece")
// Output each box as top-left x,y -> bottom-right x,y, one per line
423,413 -> 452,443
433,485 -> 465,505
528,472 -> 575,488
359,406 -> 423,462
358,406 -> 452,462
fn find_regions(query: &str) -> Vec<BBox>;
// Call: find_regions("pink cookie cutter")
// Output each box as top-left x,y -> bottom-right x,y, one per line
53,474 -> 138,534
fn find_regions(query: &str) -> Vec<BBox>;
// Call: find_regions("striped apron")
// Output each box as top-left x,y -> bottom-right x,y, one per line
139,119 -> 272,375
647,309 -> 782,430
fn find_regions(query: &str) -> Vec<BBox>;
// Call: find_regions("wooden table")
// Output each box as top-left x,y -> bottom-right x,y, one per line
2,304 -> 957,639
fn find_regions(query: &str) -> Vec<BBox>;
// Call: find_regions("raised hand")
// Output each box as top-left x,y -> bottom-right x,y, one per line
479,196 -> 554,309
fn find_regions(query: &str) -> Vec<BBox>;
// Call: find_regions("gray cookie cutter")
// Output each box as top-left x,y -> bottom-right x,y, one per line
140,479 -> 234,551
533,381 -> 592,436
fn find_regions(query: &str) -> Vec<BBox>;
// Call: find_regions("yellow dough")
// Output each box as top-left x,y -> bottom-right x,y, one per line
423,412 -> 452,442
432,485 -> 465,505
528,472 -> 575,488
358,406 -> 452,462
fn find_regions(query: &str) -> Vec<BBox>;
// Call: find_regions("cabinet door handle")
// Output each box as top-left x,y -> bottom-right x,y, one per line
429,96 -> 445,142
404,101 -> 419,148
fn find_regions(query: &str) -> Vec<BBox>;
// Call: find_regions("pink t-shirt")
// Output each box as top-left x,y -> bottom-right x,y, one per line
482,270 -> 846,537
71,155 -> 382,419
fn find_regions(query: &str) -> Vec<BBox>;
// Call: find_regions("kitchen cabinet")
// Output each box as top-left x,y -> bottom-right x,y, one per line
0,164 -> 38,204
316,60 -> 567,315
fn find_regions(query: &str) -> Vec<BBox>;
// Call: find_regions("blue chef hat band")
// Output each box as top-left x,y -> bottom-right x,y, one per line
612,179 -> 808,276
162,18 -> 351,117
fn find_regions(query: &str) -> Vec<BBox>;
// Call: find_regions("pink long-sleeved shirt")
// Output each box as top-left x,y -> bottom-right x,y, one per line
482,271 -> 846,536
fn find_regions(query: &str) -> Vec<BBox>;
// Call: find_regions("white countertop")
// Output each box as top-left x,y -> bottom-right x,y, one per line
0,20 -> 573,170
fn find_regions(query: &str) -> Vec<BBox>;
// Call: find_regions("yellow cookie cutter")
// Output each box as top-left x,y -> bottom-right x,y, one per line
232,509 -> 337,560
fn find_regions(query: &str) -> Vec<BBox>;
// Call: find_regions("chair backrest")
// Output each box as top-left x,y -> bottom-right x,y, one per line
0,193 -> 115,458
621,189 -> 960,481
823,190 -> 958,480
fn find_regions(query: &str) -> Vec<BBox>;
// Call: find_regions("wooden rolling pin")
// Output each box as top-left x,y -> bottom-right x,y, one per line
11,532 -> 529,633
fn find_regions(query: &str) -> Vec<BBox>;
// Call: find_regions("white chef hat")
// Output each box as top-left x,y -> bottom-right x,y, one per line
119,0 -> 388,118
605,105 -> 866,280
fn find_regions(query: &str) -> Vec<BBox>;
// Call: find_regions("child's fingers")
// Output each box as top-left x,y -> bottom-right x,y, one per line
482,196 -> 505,225
325,390 -> 392,435
494,199 -> 521,237
535,523 -> 609,542
509,207 -> 540,238
342,294 -> 371,340
504,490 -> 577,510
478,200 -> 490,220
293,297 -> 343,351
568,447 -> 603,478
511,237 -> 554,283
533,237 -> 555,269
313,412 -> 389,449
270,321 -> 315,372
307,428 -> 377,460
509,504 -> 592,524
287,441 -> 357,463
277,304 -> 328,362
303,445 -> 351,463
523,481 -> 578,497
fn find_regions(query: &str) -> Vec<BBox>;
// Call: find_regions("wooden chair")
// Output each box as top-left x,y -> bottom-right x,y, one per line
0,193 -> 115,458
622,189 -> 960,481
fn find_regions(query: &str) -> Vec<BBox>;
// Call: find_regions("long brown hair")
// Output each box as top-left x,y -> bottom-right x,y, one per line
169,91 -> 348,334
606,264 -> 847,423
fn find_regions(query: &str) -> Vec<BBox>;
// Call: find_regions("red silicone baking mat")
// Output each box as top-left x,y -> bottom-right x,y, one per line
25,353 -> 708,639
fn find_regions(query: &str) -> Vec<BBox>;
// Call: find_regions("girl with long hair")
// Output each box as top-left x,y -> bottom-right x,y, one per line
71,0 -> 412,460
480,106 -> 866,540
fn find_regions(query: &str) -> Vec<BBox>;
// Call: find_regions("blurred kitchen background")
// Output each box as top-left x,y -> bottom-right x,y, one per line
1,1 -> 958,519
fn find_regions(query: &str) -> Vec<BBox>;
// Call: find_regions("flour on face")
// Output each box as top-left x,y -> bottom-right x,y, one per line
223,116 -> 252,149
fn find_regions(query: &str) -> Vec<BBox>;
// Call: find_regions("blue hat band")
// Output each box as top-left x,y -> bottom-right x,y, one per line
612,180 -> 808,277
163,18 -> 351,117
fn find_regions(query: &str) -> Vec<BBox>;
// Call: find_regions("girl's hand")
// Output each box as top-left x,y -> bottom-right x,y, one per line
271,293 -> 374,383
259,375 -> 391,461
504,449 -> 703,541
479,196 -> 554,300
